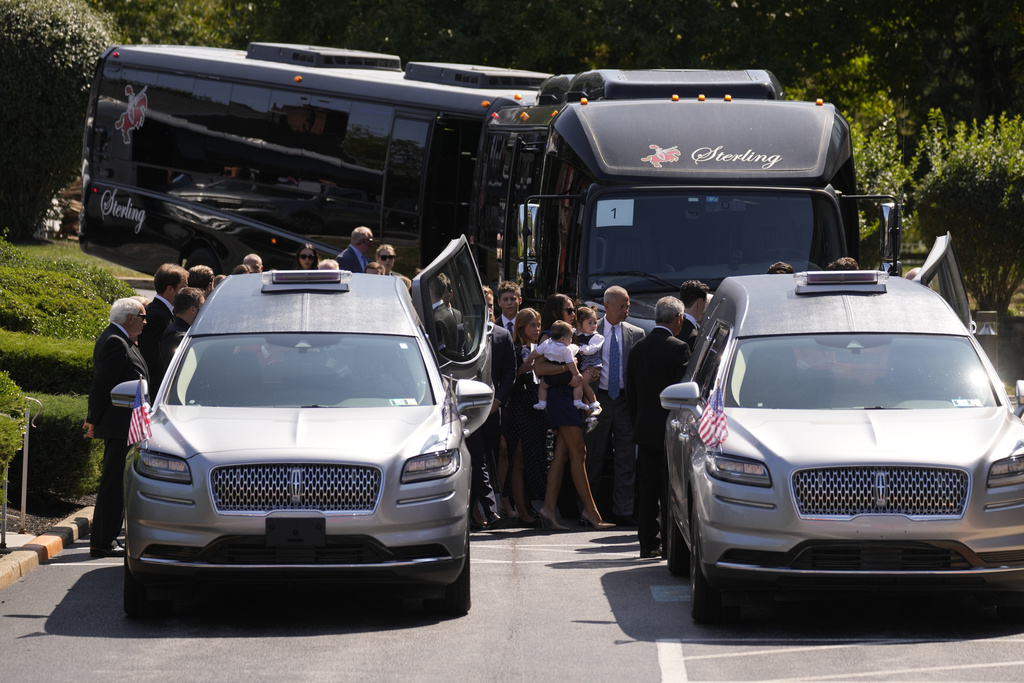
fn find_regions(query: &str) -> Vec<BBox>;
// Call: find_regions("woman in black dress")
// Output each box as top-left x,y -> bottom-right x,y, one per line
500,308 -> 550,526
534,297 -> 613,530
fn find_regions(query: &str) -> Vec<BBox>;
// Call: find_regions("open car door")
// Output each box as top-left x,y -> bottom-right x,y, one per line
913,232 -> 972,331
411,236 -> 491,382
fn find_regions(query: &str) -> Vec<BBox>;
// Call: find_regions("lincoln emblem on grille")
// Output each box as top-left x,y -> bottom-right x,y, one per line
287,467 -> 304,504
873,470 -> 889,507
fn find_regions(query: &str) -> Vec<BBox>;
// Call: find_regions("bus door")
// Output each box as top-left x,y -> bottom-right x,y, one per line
502,134 -> 544,294
382,115 -> 431,272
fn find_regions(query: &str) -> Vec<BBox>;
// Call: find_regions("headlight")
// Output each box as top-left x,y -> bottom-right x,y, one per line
706,452 -> 772,488
135,449 -> 192,484
401,449 -> 460,484
988,456 -> 1024,488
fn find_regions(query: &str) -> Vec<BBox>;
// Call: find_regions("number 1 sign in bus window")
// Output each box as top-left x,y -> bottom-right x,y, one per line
595,199 -> 634,227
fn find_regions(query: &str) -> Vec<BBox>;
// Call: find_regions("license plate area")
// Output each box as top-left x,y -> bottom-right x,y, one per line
265,518 -> 326,548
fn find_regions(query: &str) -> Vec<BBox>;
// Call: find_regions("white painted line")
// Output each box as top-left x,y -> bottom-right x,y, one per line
657,639 -> 688,683
768,658 -> 1024,681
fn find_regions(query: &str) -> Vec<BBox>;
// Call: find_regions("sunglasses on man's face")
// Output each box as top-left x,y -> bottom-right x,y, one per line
379,254 -> 395,261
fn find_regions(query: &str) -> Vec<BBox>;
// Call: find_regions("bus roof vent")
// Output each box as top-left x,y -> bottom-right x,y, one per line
246,43 -> 402,71
404,62 -> 550,90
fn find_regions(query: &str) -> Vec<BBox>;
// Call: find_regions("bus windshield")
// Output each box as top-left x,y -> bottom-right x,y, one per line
583,189 -> 845,294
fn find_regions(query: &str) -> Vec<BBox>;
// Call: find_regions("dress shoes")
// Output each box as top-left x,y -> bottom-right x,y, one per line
639,545 -> 663,559
613,514 -> 639,527
90,541 -> 126,558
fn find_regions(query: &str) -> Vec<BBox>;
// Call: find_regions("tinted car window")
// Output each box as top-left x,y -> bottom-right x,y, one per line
166,333 -> 432,408
727,334 -> 997,410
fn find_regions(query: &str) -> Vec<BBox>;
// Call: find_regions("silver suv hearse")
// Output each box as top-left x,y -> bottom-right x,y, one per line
112,238 -> 493,617
661,237 -> 1024,623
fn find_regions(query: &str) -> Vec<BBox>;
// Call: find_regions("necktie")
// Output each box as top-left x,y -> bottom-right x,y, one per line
506,320 -> 514,335
608,325 -> 620,400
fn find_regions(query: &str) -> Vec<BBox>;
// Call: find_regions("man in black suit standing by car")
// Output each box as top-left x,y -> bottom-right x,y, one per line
137,263 -> 188,391
627,296 -> 691,558
157,287 -> 205,379
677,280 -> 710,351
83,298 -> 150,558
467,321 -> 517,529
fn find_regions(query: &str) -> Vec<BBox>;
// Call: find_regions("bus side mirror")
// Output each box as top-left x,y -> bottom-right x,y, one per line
880,202 -> 902,274
517,203 -> 538,248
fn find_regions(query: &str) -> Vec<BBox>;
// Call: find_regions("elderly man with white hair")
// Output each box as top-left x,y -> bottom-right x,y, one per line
336,226 -> 374,273
83,298 -> 150,558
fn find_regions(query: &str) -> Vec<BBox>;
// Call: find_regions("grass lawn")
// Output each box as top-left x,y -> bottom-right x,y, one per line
11,239 -> 147,278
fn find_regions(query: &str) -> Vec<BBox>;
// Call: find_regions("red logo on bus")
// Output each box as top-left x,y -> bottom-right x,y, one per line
115,85 -> 149,144
641,144 -> 681,168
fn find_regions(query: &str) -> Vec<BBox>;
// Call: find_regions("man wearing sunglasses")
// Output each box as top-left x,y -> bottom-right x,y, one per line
336,226 -> 374,273
157,287 -> 206,378
83,298 -> 150,558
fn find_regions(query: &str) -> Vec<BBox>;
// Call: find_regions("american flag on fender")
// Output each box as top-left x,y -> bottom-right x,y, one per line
698,385 -> 728,449
127,382 -> 152,446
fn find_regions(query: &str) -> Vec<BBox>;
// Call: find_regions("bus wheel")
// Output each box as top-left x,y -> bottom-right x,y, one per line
185,247 -> 220,274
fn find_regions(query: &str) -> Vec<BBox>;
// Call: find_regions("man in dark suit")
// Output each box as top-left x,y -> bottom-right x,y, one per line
137,263 -> 188,391
157,287 -> 205,380
336,226 -> 374,273
627,297 -> 691,558
467,322 -> 517,528
583,285 -> 645,524
83,298 -> 150,557
677,280 -> 710,351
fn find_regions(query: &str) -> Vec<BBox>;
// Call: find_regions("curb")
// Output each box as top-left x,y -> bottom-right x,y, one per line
0,506 -> 94,590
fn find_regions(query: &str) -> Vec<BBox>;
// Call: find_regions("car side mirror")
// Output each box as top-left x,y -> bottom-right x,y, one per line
661,381 -> 701,415
456,378 -> 494,435
111,378 -> 148,409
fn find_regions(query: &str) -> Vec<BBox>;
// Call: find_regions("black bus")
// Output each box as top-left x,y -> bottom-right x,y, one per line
471,69 -> 900,323
79,43 -> 548,273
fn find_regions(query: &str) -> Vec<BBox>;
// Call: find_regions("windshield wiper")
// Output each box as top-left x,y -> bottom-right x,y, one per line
587,271 -> 678,289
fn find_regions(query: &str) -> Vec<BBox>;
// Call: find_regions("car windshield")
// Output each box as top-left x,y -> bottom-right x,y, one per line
726,334 -> 998,410
584,190 -> 844,293
165,333 -> 433,408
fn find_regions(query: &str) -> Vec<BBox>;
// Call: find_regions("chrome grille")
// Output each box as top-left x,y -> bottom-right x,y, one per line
792,466 -> 968,517
211,463 -> 382,513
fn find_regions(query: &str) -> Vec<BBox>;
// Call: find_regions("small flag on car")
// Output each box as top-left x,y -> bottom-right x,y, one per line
127,382 -> 152,446
699,385 -> 728,449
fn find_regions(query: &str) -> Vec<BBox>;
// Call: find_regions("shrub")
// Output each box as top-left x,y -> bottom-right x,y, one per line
0,329 -> 93,395
5,393 -> 101,500
0,371 -> 27,503
914,110 -> 1024,312
0,237 -> 133,339
0,0 -> 115,239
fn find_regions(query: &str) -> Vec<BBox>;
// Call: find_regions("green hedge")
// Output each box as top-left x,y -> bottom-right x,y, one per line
0,329 -> 94,396
0,371 -> 27,503
5,393 -> 101,500
0,240 -> 134,340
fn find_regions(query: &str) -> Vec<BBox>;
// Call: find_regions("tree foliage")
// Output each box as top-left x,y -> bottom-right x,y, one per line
914,111 -> 1024,313
0,0 -> 114,239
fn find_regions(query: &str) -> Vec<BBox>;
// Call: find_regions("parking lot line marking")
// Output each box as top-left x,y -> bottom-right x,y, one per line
657,639 -> 688,683
770,658 -> 1024,681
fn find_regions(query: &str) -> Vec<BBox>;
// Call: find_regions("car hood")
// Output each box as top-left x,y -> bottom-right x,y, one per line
147,405 -> 449,460
725,407 -> 1022,464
